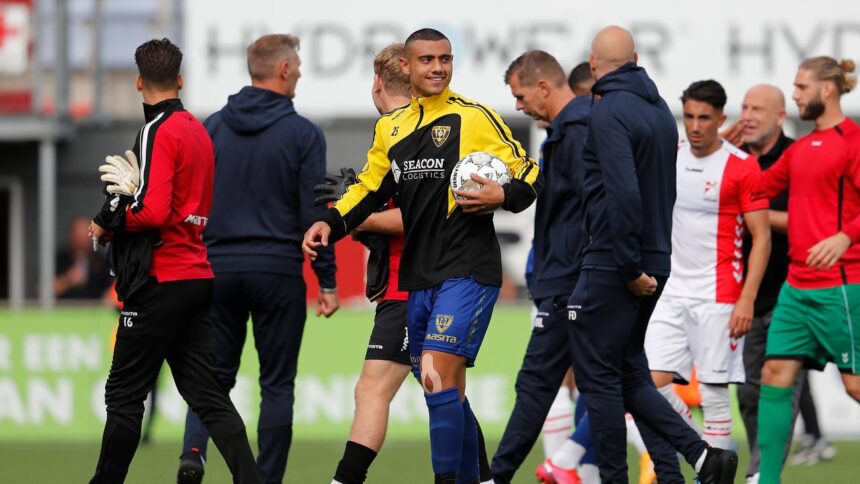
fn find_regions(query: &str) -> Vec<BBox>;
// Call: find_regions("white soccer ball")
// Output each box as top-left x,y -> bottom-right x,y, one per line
450,152 -> 511,200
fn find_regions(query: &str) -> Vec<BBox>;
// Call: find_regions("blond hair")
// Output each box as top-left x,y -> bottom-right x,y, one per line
247,34 -> 300,82
373,43 -> 410,98
800,56 -> 857,95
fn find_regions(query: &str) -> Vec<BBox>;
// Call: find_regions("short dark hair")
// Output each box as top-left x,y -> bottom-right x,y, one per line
568,62 -> 593,91
681,80 -> 727,111
504,50 -> 566,87
134,38 -> 182,89
405,28 -> 449,47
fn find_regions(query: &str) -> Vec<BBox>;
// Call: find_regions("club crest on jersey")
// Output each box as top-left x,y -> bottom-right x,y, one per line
432,125 -> 451,147
435,314 -> 454,333
704,181 -> 720,201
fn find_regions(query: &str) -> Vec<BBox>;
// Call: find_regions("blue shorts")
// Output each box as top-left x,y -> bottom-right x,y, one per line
407,276 -> 500,378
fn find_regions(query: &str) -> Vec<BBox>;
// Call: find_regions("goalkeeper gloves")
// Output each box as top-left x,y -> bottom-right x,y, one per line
99,150 -> 140,197
313,167 -> 358,205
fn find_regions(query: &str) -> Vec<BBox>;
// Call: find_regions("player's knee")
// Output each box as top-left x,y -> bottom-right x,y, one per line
420,353 -> 443,393
354,373 -> 396,403
843,377 -> 860,403
761,360 -> 796,387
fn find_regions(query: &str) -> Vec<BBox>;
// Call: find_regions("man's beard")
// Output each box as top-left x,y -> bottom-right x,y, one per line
800,95 -> 825,121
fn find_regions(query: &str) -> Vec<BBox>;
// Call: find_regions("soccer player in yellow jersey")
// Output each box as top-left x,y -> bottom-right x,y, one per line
304,28 -> 541,484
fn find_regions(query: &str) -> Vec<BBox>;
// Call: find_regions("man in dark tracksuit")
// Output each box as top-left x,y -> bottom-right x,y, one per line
89,39 -> 262,484
566,26 -> 738,484
490,51 -> 590,483
179,34 -> 337,484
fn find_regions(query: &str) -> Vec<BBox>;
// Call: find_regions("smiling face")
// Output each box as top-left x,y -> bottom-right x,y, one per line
401,39 -> 453,97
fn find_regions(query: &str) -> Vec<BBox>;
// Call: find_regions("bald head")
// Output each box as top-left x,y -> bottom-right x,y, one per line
740,84 -> 786,154
590,26 -> 637,80
745,84 -> 785,110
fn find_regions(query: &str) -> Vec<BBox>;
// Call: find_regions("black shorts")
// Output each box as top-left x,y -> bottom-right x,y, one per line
365,299 -> 409,366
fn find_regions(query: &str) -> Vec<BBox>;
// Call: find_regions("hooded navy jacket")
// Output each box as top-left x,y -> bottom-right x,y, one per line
203,86 -> 336,287
530,95 -> 591,300
581,62 -> 677,281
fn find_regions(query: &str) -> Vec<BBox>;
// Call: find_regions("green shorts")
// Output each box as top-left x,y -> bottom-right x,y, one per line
766,283 -> 860,373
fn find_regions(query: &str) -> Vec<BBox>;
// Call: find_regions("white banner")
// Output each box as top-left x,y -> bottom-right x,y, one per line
0,2 -> 30,75
184,0 -> 860,118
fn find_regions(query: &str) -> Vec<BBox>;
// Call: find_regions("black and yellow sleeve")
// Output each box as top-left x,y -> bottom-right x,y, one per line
465,104 -> 542,213
318,119 -> 397,241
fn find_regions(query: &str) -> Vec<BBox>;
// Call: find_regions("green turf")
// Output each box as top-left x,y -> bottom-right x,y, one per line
1,440 -> 858,483
2,307 -> 859,482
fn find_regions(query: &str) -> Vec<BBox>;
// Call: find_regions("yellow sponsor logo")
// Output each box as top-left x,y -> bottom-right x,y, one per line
432,125 -> 451,147
435,314 -> 454,333
426,333 -> 458,344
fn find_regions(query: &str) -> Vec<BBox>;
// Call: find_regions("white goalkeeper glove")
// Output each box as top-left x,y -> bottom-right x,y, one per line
99,150 -> 140,197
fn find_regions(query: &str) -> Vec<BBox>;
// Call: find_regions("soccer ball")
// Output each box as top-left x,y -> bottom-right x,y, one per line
450,152 -> 511,200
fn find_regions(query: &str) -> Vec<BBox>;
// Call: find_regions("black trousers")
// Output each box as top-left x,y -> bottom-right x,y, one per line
91,278 -> 262,484
183,272 -> 307,484
491,295 -> 573,483
567,270 -> 707,484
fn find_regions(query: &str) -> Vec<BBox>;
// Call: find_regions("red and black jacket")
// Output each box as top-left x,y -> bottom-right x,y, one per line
96,99 -> 214,299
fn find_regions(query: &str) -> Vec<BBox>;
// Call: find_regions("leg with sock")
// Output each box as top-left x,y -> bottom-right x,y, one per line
333,441 -> 378,484
578,444 -> 600,484
456,398 -> 480,483
551,424 -> 589,469
543,387 -> 575,457
758,357 -> 802,484
657,384 -> 700,433
474,419 -> 493,484
700,383 -> 732,449
625,414 -> 658,484
621,307 -> 712,482
738,312 -> 768,479
758,385 -> 794,484
491,296 -> 574,482
426,387 -> 465,481
333,357 -> 411,484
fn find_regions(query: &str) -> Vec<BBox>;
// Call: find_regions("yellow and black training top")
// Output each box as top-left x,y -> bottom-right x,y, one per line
319,86 -> 542,291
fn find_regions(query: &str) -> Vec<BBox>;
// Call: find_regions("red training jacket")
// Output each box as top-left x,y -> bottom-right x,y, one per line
125,98 -> 214,282
759,118 -> 860,288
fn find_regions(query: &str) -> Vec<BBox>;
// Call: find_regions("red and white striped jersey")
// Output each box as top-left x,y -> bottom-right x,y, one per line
663,142 -> 769,303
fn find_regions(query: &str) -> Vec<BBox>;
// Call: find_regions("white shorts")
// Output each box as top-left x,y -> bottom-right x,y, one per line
644,296 -> 745,384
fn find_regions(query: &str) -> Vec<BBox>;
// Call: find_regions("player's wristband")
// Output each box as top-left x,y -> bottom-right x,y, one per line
320,287 -> 337,294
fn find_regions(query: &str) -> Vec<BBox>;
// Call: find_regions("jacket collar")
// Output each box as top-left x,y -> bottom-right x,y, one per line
545,96 -> 591,143
410,86 -> 452,114
143,98 -> 184,122
741,130 -> 793,166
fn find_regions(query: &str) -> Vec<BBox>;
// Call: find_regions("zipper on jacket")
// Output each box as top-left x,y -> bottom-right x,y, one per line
415,104 -> 424,131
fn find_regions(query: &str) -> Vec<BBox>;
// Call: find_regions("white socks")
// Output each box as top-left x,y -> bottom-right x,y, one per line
700,383 -> 731,449
578,463 -> 600,484
542,387 -> 574,457
551,438 -> 587,470
625,413 -> 648,455
657,384 -> 701,434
